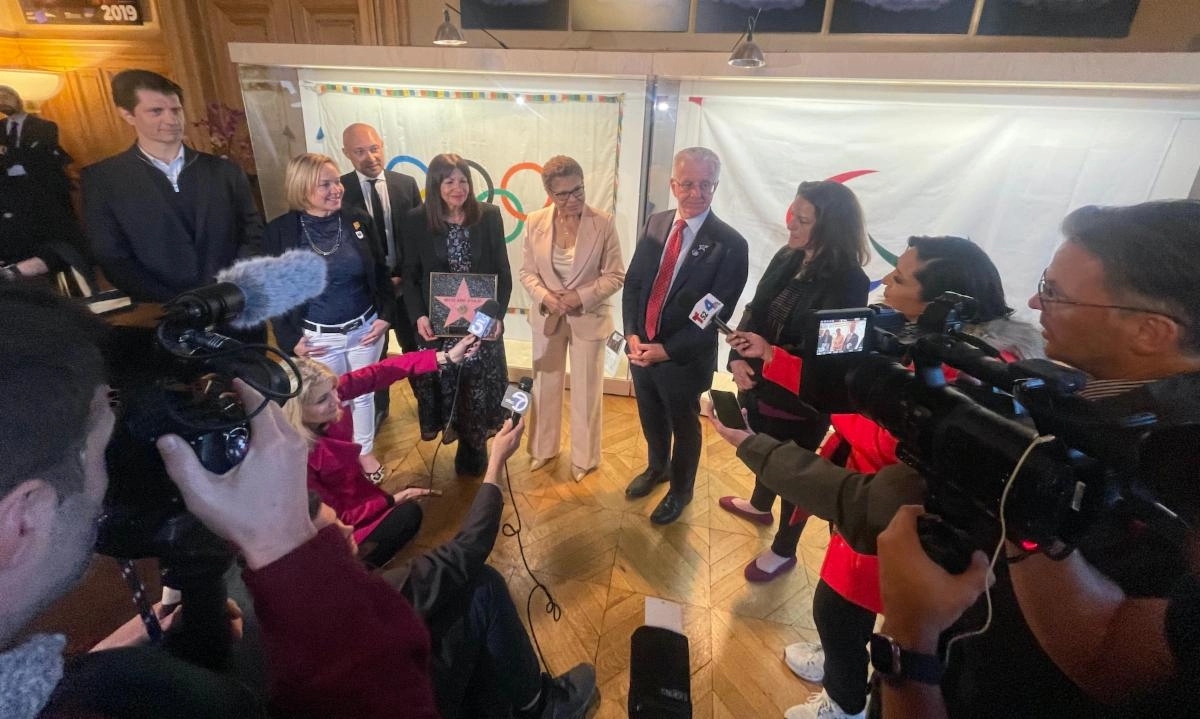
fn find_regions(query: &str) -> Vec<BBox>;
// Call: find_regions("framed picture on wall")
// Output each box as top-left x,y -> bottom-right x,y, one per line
461,0 -> 569,30
19,0 -> 144,25
429,272 -> 499,337
830,0 -> 975,34
977,0 -> 1140,38
695,0 -> 827,33
572,0 -> 691,32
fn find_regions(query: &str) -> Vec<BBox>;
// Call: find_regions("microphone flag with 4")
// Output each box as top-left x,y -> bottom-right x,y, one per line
679,290 -> 732,334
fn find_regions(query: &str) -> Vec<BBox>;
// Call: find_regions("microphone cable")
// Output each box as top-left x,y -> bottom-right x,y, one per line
500,450 -> 563,674
420,336 -> 468,489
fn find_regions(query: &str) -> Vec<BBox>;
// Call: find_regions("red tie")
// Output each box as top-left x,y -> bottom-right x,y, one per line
645,218 -> 687,341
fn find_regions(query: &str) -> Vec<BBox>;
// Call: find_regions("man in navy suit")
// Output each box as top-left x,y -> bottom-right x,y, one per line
340,123 -> 422,427
83,70 -> 262,302
622,147 -> 749,525
0,85 -> 85,284
843,320 -> 861,353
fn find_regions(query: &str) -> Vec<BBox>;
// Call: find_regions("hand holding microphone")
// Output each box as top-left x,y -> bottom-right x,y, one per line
446,334 -> 480,364
469,299 -> 504,342
727,331 -> 774,363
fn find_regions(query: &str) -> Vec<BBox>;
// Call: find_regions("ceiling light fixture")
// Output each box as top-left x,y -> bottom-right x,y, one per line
728,9 -> 766,69
434,3 -> 509,49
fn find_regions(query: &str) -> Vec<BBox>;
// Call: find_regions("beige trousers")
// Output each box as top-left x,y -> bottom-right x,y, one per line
527,320 -> 606,470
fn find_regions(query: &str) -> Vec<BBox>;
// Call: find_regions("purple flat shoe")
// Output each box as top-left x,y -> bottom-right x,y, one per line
744,555 -> 798,583
718,496 -> 774,526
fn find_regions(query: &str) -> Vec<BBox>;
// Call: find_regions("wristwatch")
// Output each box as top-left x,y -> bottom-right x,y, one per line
869,633 -> 944,685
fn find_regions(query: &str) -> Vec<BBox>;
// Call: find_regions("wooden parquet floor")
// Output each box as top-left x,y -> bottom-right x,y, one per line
376,379 -> 829,718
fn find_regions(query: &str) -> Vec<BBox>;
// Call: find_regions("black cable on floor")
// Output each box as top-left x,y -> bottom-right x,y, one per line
501,457 -> 562,674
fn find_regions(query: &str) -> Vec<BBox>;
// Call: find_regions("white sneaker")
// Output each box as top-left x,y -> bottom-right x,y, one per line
784,690 -> 865,719
784,641 -> 825,683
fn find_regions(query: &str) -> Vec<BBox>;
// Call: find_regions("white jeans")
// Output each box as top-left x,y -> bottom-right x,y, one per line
303,313 -> 386,454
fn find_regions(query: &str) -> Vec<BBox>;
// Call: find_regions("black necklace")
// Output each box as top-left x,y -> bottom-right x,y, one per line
301,214 -> 343,256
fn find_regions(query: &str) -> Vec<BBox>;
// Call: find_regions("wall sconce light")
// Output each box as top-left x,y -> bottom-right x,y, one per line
728,10 -> 766,69
434,4 -> 509,49
0,68 -> 64,110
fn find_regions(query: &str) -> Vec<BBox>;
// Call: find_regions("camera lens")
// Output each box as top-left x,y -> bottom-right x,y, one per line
223,426 -> 250,466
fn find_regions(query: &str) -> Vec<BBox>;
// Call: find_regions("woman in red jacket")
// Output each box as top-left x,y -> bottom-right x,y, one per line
723,236 -> 1042,719
283,334 -> 479,569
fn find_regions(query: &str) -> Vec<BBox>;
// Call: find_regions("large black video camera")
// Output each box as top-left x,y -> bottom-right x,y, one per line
796,294 -> 1194,564
99,283 -> 299,563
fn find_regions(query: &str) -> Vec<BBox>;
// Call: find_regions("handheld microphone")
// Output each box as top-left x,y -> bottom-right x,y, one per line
500,377 -> 534,422
469,299 -> 502,339
676,290 -> 731,334
164,250 -> 329,330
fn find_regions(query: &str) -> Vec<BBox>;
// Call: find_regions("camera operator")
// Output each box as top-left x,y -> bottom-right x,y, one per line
0,284 -> 439,718
716,235 -> 1040,719
717,200 -> 1200,716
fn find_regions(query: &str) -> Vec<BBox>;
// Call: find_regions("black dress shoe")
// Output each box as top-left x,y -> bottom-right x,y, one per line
625,469 -> 669,498
650,491 -> 692,525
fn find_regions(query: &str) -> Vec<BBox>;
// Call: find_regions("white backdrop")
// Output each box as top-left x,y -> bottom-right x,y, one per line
676,82 -> 1200,324
311,82 -> 626,319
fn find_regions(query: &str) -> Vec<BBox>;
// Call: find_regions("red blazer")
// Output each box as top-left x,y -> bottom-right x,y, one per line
308,351 -> 439,543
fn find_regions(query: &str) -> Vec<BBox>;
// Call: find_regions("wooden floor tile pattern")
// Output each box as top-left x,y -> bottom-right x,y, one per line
374,381 -> 824,718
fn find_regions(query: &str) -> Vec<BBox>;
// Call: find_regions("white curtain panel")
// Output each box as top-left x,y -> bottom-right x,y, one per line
678,88 -> 1200,325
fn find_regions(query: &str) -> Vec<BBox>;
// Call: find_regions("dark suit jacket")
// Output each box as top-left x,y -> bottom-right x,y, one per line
622,209 -> 749,391
729,246 -> 869,412
261,208 -> 393,352
339,169 -> 421,275
83,144 -> 263,301
401,203 -> 513,327
4,113 -> 58,148
0,116 -> 86,274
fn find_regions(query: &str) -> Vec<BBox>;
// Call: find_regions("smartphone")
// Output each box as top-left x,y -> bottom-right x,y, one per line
708,390 -> 748,430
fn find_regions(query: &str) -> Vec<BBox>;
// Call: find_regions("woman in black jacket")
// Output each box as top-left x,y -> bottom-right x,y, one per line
718,180 -> 870,582
262,152 -> 393,481
403,153 -> 512,476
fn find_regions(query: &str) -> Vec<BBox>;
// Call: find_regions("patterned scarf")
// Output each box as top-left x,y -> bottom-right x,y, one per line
0,633 -> 66,719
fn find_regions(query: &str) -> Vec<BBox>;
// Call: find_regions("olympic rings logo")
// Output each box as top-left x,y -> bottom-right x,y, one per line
387,155 -> 553,243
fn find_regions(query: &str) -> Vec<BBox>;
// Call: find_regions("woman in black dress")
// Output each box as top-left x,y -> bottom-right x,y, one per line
718,180 -> 870,582
403,153 -> 511,475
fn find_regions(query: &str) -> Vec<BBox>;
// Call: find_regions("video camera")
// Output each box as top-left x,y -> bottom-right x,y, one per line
795,293 -> 1193,567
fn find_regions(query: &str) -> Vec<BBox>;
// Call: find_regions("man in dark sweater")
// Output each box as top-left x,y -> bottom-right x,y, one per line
83,70 -> 262,302
0,284 -> 441,718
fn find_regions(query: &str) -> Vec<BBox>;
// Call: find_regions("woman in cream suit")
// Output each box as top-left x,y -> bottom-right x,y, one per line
520,156 -> 625,481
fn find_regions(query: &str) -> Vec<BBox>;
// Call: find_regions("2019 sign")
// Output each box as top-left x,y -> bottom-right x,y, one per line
20,1 -> 143,26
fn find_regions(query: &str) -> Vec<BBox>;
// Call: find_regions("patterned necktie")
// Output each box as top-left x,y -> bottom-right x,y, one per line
644,218 -> 687,341
368,178 -> 393,266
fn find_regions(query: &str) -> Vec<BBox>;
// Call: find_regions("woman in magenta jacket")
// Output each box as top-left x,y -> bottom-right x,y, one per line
283,334 -> 479,568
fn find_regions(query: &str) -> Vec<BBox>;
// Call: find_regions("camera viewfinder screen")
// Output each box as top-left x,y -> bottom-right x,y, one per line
816,316 -> 868,356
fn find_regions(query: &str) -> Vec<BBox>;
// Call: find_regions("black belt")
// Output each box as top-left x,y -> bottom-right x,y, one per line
303,309 -> 374,334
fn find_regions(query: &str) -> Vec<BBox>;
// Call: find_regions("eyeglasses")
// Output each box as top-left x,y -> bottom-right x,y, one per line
550,183 -> 585,202
672,179 -> 718,195
1036,271 -> 1186,326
